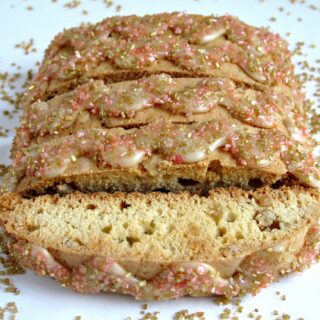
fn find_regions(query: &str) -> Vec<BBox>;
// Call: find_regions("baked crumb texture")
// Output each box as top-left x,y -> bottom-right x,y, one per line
1,187 -> 320,300
0,13 -> 320,300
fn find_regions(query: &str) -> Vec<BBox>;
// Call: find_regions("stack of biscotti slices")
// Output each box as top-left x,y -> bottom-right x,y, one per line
1,13 -> 320,300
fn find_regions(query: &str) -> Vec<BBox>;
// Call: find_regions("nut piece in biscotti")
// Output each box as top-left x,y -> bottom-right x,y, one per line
5,73 -> 319,195
0,187 -> 319,300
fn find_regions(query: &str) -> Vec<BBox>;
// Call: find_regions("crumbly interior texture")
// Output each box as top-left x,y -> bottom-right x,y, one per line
1,187 -> 320,299
2,187 -> 317,261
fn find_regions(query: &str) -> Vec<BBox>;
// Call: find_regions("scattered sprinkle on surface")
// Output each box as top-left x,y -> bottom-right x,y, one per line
14,39 -> 36,55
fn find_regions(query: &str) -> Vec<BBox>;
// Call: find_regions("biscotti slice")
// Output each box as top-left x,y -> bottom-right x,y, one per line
22,13 -> 295,106
0,186 -> 319,300
5,74 -> 318,195
15,75 -> 304,149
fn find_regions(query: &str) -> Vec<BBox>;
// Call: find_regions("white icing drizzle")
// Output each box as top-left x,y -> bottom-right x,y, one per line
174,262 -> 229,287
182,136 -> 227,163
199,27 -> 226,44
285,121 -> 307,144
208,136 -> 227,153
290,164 -> 320,188
114,87 -> 150,112
45,157 -> 72,178
108,263 -> 139,284
269,244 -> 285,253
176,261 -> 216,274
182,149 -> 206,163
305,175 -> 320,188
116,150 -> 146,168
31,245 -> 60,269
256,115 -> 274,129
240,64 -> 267,83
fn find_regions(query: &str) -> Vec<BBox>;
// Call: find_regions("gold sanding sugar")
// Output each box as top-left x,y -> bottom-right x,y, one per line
14,39 -> 36,54
141,311 -> 160,320
103,0 -> 113,8
0,302 -> 18,320
175,310 -> 206,320
281,295 -> 287,301
64,0 -> 81,8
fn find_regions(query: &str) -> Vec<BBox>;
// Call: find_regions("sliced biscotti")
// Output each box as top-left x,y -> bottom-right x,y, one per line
5,117 -> 317,195
15,75 -> 305,150
9,13 -> 316,196
22,13 -> 295,106
0,186 -> 319,300
5,74 -> 318,195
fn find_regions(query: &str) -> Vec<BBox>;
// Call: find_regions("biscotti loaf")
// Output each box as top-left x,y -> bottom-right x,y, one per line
0,187 -> 319,300
4,72 -> 318,195
1,12 -> 320,302
22,13 -> 296,107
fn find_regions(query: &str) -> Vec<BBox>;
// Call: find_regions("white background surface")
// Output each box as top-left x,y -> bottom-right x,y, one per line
0,0 -> 320,319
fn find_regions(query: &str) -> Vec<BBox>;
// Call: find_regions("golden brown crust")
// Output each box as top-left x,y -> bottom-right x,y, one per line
13,154 -> 287,195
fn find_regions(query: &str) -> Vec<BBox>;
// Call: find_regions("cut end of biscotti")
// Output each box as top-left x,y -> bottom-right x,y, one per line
1,186 -> 319,300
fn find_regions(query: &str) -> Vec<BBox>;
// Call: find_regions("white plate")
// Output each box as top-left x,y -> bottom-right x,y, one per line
0,0 -> 319,319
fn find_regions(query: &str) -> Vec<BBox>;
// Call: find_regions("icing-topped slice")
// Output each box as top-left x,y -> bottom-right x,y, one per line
8,72 -> 319,196
22,13 -> 295,107
15,75 -> 305,151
